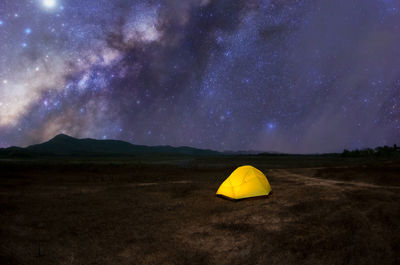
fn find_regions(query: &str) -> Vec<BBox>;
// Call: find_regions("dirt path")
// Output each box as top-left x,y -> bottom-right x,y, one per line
272,169 -> 400,190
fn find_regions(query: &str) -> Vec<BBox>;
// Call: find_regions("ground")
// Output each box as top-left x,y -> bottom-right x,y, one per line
0,155 -> 399,265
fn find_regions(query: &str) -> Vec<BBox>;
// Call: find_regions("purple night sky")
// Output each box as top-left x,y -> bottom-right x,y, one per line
0,0 -> 399,153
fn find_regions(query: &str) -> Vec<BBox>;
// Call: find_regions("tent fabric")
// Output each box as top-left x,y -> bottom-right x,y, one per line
216,165 -> 272,200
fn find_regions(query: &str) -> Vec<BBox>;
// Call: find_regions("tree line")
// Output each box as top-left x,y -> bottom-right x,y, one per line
342,144 -> 400,157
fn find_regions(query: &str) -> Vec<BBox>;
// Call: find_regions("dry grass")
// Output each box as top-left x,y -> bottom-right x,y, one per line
0,156 -> 399,264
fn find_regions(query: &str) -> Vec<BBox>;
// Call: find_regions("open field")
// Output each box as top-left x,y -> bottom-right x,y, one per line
1,155 -> 400,265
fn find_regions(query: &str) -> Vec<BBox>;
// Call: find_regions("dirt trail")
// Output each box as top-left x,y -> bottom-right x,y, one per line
272,169 -> 400,190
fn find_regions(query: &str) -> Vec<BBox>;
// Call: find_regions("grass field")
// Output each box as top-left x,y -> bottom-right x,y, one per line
1,155 -> 399,264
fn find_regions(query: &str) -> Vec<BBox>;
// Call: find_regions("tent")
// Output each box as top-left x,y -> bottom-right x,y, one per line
216,165 -> 272,200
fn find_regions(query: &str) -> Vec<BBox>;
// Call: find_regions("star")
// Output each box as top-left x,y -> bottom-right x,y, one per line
266,122 -> 277,130
43,0 -> 56,9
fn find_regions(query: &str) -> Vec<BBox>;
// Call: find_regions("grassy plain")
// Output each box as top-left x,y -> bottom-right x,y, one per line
1,155 -> 399,264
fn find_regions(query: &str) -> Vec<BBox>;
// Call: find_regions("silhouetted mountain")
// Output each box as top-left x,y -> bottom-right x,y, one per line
222,150 -> 282,155
0,134 -> 220,157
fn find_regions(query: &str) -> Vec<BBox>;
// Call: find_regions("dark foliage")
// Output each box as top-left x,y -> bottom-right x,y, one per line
342,144 -> 400,157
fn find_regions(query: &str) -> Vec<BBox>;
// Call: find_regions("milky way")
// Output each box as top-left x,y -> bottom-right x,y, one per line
0,0 -> 399,153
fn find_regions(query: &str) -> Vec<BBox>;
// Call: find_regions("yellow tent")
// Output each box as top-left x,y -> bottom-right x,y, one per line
216,165 -> 272,200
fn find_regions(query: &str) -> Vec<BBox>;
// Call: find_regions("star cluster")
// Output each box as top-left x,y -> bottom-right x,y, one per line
0,0 -> 399,153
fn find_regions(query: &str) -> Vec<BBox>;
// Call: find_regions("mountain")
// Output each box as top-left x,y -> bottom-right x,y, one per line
222,150 -> 282,155
0,134 -> 220,157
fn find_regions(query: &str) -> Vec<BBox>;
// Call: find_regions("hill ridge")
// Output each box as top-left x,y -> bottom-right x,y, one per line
0,134 -> 220,157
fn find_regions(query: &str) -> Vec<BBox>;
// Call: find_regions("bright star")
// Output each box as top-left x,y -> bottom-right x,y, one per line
0,21 -> 3,25
43,0 -> 56,9
25,28 -> 31,34
266,122 -> 277,130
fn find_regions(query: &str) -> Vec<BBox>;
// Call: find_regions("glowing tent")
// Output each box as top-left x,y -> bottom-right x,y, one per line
216,165 -> 272,200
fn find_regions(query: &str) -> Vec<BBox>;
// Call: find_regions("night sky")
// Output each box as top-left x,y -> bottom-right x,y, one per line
0,0 -> 399,153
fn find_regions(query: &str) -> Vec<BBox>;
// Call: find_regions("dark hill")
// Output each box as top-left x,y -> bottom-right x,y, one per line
0,134 -> 220,157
